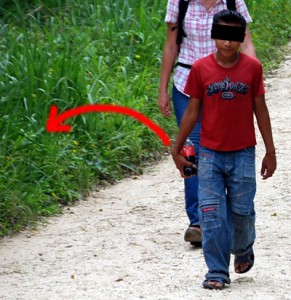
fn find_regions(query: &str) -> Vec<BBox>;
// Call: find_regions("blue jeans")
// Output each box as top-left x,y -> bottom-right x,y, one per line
198,146 -> 256,283
172,85 -> 201,226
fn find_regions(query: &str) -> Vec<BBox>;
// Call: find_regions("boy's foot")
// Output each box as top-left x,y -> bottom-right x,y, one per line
184,224 -> 202,244
202,280 -> 225,290
234,251 -> 255,274
235,262 -> 252,273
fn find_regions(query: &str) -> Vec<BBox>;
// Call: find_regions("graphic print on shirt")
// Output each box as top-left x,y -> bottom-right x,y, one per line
206,77 -> 249,100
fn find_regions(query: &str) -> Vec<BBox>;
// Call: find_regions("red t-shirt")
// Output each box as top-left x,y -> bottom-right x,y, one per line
184,53 -> 265,151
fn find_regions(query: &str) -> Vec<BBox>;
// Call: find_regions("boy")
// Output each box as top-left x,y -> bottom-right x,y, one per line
171,10 -> 276,289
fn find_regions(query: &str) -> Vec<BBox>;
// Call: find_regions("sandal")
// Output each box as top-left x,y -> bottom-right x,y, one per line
202,279 -> 225,290
234,250 -> 255,274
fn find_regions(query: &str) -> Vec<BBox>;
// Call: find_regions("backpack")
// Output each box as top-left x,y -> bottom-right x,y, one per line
176,0 -> 237,46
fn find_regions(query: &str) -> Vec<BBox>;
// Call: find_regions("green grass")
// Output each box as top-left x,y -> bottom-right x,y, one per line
0,0 -> 290,237
245,0 -> 291,71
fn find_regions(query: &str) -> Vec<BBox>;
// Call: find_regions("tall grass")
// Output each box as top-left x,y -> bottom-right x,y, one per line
245,0 -> 291,70
0,0 -> 290,237
0,0 -> 173,236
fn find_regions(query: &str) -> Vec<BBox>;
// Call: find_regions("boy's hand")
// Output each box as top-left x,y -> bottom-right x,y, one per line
171,151 -> 196,178
261,153 -> 277,180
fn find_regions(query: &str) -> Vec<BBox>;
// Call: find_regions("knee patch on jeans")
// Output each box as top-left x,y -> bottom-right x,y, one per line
200,205 -> 221,230
232,210 -> 256,230
232,201 -> 254,215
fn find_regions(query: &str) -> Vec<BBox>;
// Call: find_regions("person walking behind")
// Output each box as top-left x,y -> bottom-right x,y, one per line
171,9 -> 277,289
158,0 -> 256,246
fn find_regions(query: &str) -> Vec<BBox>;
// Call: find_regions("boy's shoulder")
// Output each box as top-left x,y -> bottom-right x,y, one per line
240,52 -> 262,67
193,54 -> 213,67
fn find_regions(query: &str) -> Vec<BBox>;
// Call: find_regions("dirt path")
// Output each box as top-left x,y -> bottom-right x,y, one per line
1,45 -> 291,300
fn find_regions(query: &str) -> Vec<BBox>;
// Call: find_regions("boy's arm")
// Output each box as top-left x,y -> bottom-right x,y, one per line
254,95 -> 277,179
171,97 -> 201,178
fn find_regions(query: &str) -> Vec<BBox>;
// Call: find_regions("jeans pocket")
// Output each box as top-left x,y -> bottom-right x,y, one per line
244,146 -> 255,158
198,147 -> 214,178
243,163 -> 256,182
200,205 -> 221,230
237,147 -> 256,183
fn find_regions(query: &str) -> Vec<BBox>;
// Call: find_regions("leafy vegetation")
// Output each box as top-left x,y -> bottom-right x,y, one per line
0,0 -> 290,237
245,0 -> 291,70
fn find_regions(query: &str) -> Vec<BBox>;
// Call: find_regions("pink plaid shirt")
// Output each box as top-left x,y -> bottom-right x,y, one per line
165,0 -> 252,94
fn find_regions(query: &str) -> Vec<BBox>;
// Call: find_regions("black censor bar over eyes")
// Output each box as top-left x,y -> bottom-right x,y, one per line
211,24 -> 245,42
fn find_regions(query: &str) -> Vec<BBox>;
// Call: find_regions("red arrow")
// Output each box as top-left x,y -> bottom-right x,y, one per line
46,104 -> 171,146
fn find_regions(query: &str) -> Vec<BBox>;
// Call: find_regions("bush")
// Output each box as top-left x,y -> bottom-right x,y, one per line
245,0 -> 291,71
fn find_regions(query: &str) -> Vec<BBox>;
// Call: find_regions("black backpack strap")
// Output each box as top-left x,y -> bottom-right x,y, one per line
176,0 -> 189,45
175,62 -> 192,69
227,0 -> 236,11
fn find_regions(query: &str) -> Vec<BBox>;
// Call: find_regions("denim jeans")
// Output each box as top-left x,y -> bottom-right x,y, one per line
172,85 -> 201,226
198,146 -> 256,283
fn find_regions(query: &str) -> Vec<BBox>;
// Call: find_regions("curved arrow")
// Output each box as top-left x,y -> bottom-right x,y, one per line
46,104 -> 171,147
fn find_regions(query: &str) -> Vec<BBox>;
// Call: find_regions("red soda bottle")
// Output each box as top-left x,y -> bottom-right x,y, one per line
181,138 -> 197,177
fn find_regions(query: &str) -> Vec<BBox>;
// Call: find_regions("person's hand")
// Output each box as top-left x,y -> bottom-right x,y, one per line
171,150 -> 196,178
261,153 -> 277,180
158,91 -> 171,117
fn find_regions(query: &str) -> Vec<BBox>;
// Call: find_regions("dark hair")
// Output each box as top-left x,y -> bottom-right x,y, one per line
213,9 -> 246,29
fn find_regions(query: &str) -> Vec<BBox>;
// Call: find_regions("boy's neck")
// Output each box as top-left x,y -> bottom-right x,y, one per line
214,51 -> 240,68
